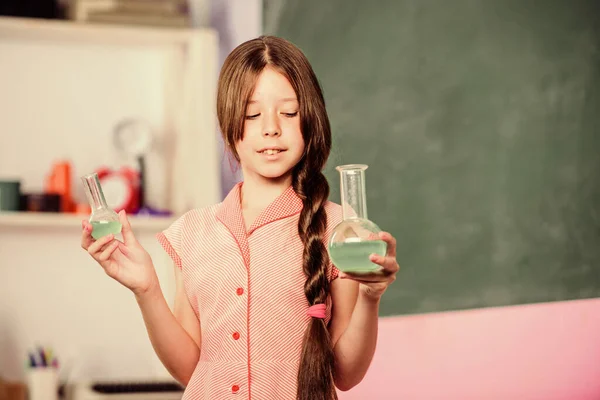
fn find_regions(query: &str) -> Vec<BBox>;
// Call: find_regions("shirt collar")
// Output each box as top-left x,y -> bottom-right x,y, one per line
216,182 -> 304,237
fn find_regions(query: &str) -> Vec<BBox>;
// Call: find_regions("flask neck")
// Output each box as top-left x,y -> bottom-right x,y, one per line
82,173 -> 109,212
338,165 -> 369,220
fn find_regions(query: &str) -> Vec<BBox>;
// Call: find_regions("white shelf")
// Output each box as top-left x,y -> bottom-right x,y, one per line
0,212 -> 175,231
0,14 -> 221,215
0,16 -> 214,46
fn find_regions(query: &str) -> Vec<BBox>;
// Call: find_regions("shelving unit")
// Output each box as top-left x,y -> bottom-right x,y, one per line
0,15 -> 205,46
0,15 -> 221,219
0,211 -> 175,231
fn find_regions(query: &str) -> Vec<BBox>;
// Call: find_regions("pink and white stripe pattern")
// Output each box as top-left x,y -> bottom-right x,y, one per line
157,182 -> 343,399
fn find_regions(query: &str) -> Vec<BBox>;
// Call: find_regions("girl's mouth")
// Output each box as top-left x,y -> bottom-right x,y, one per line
260,149 -> 284,155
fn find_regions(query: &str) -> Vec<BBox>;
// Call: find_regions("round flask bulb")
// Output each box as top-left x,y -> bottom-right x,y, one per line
81,173 -> 122,240
327,164 -> 388,273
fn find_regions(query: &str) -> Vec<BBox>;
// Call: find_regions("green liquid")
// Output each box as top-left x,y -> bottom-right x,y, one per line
329,240 -> 388,273
91,221 -> 122,240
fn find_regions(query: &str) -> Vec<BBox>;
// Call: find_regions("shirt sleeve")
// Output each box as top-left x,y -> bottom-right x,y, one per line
156,214 -> 186,270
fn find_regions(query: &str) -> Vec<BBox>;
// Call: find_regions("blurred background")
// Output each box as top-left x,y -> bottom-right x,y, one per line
1,0 -> 599,399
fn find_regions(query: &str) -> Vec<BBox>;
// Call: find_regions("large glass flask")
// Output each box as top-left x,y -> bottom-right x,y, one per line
81,173 -> 122,240
328,165 -> 387,273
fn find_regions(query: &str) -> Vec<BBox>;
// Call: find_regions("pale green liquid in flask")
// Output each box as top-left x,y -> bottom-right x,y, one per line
329,240 -> 387,273
81,172 -> 122,240
91,221 -> 123,240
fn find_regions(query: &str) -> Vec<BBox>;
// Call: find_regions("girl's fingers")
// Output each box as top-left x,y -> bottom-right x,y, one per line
80,220 -> 94,250
87,234 -> 114,255
119,210 -> 137,245
379,232 -> 397,258
98,240 -> 120,261
117,241 -> 130,257
112,242 -> 128,263
369,254 -> 400,274
369,253 -> 386,266
99,237 -> 123,253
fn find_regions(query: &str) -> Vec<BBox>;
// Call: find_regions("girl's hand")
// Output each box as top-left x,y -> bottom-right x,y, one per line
81,210 -> 158,296
339,232 -> 399,301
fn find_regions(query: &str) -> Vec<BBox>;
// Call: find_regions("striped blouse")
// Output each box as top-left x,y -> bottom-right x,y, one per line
157,182 -> 343,399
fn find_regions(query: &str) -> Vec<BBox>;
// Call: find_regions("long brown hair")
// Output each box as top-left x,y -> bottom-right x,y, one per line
216,36 -> 336,400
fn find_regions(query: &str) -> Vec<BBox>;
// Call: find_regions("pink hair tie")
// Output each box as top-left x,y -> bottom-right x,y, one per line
307,303 -> 326,319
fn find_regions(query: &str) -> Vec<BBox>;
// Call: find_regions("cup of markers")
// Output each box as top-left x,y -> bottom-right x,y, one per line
26,347 -> 59,400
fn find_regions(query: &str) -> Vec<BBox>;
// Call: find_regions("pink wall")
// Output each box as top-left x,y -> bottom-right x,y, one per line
340,298 -> 600,400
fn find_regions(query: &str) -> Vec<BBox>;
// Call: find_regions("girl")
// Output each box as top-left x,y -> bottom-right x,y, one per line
81,35 -> 399,400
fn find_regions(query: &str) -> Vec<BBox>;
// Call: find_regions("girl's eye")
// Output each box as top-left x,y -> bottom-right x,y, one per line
245,113 -> 260,120
283,112 -> 298,117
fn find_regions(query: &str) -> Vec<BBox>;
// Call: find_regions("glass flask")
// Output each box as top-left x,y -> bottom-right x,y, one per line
328,164 -> 387,273
81,172 -> 122,240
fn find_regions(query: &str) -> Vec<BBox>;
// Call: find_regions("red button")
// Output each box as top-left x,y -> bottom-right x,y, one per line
232,385 -> 239,393
236,288 -> 244,296
232,332 -> 240,340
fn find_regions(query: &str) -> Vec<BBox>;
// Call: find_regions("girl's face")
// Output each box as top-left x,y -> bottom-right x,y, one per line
235,67 -> 305,184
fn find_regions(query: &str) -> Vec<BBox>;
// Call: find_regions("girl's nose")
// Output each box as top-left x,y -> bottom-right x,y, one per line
263,129 -> 280,137
262,113 -> 281,137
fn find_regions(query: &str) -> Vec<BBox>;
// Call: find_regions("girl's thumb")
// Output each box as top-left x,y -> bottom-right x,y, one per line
119,210 -> 136,244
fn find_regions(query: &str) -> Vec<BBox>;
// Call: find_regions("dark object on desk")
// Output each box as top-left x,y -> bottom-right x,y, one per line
0,180 -> 20,211
92,381 -> 184,394
20,193 -> 61,212
0,0 -> 62,19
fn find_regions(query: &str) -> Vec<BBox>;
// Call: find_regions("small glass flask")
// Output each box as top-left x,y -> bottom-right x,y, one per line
328,164 -> 387,273
81,173 -> 122,240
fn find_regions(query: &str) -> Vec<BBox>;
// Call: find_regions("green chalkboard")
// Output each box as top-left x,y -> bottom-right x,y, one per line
264,0 -> 600,315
